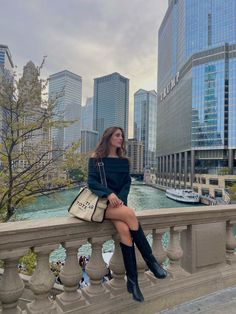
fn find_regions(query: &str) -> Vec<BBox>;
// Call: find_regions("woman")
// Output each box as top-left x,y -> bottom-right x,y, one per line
87,127 -> 167,302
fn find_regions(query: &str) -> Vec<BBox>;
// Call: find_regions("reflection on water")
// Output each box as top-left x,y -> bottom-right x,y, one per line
129,185 -> 199,211
16,184 -> 199,220
16,184 -> 200,261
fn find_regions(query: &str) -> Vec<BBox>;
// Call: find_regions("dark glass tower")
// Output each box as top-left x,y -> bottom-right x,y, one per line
93,72 -> 129,139
157,0 -> 236,188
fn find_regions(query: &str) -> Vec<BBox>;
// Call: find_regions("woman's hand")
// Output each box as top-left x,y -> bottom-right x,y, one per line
107,193 -> 123,208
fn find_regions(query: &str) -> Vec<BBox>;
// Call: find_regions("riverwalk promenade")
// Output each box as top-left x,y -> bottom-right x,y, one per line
160,285 -> 236,313
1,204 -> 236,313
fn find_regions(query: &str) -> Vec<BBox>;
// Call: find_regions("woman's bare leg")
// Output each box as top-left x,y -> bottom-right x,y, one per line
111,220 -> 132,246
105,204 -> 139,230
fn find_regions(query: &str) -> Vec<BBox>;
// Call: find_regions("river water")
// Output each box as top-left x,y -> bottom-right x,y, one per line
16,184 -> 200,262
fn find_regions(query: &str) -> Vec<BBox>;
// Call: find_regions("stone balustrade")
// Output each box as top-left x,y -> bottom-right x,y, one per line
0,205 -> 236,313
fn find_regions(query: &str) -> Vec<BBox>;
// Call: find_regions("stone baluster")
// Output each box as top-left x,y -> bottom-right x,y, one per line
167,226 -> 188,279
135,247 -> 152,288
153,228 -> 168,264
106,235 -> 126,295
82,236 -> 111,303
226,220 -> 236,265
0,247 -> 28,314
25,244 -> 59,314
147,228 -> 168,282
56,240 -> 86,312
135,229 -> 152,287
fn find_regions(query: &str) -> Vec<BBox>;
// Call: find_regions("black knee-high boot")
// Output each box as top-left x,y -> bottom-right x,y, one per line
130,223 -> 167,279
120,242 -> 144,302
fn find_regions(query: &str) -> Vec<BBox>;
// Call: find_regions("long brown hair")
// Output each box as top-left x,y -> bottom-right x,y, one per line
92,127 -> 127,158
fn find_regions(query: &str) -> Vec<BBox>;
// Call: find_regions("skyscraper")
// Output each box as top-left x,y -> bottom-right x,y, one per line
0,44 -> 14,78
80,130 -> 99,154
93,72 -> 129,139
157,0 -> 236,189
17,61 -> 50,168
48,70 -> 82,152
134,89 -> 157,169
0,45 -> 14,147
81,97 -> 93,131
127,139 -> 144,174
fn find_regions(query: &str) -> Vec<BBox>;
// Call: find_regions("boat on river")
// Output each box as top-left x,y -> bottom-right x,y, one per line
165,189 -> 200,203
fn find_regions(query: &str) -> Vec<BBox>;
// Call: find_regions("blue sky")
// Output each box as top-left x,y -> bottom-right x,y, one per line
1,0 -> 168,134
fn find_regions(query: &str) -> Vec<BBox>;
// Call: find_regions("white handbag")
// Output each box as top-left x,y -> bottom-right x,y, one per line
68,161 -> 108,223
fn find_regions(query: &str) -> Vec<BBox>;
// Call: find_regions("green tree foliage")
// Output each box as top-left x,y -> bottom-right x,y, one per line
0,60 -> 87,221
229,183 -> 236,201
218,167 -> 230,175
18,249 -> 37,275
63,142 -> 88,182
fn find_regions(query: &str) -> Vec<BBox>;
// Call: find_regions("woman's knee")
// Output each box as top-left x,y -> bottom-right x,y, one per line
113,220 -> 130,236
125,206 -> 137,222
112,220 -> 132,245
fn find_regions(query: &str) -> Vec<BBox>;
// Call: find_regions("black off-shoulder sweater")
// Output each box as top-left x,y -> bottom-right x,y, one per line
87,157 -> 131,205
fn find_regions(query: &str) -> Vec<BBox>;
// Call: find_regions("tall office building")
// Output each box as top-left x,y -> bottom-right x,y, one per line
49,70 -> 82,152
134,89 -> 157,169
81,97 -> 93,131
0,45 -> 14,147
80,130 -> 99,153
157,0 -> 236,189
127,139 -> 144,174
0,44 -> 14,78
17,61 -> 50,168
93,72 -> 129,139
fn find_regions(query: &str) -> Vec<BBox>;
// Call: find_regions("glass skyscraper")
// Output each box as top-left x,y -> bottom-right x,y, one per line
80,130 -> 99,154
48,70 -> 82,152
157,0 -> 236,188
134,89 -> 157,169
93,72 -> 129,139
0,44 -> 14,78
81,97 -> 93,131
0,45 -> 14,147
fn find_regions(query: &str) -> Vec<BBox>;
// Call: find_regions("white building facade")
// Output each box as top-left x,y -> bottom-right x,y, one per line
49,70 -> 82,152
134,89 -> 157,169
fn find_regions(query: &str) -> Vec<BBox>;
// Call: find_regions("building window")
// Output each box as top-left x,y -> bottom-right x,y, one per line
209,179 -> 218,185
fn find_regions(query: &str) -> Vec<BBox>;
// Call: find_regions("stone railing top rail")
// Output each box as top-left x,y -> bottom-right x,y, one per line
0,205 -> 236,250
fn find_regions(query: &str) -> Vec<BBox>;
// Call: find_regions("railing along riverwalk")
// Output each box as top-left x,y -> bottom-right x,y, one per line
1,205 -> 236,314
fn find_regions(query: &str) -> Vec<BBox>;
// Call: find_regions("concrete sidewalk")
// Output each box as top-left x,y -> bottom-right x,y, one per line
159,286 -> 236,314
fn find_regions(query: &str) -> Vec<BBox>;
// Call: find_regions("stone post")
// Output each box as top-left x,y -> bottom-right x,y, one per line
56,240 -> 86,312
169,155 -> 173,186
135,246 -> 152,288
167,226 -> 189,279
184,151 -> 188,188
166,156 -> 169,187
179,152 -> 182,186
190,150 -> 195,188
226,220 -> 236,265
228,149 -> 234,175
174,154 -> 177,188
106,235 -> 126,295
0,248 -> 28,314
158,157 -> 161,184
146,228 -> 168,283
161,156 -> 164,186
26,244 -> 59,314
82,236 -> 111,303
152,228 -> 168,264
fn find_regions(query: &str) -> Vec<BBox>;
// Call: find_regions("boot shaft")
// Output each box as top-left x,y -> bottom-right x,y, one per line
130,223 -> 152,258
119,242 -> 144,302
119,242 -> 137,280
130,223 -> 168,279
